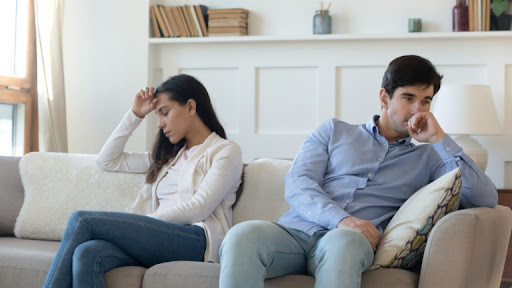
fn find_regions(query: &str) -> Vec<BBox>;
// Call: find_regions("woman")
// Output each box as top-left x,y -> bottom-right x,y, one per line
43,74 -> 243,288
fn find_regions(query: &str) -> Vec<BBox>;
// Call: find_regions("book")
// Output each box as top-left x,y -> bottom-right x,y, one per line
473,0 -> 482,31
209,31 -> 247,37
208,26 -> 247,34
208,13 -> 248,20
181,5 -> 197,37
194,5 -> 208,37
154,4 -> 170,37
483,0 -> 490,31
158,5 -> 174,37
206,8 -> 249,37
475,0 -> 480,31
468,0 -> 475,31
150,6 -> 161,38
207,8 -> 249,14
476,0 -> 481,31
209,19 -> 247,28
164,6 -> 180,37
177,6 -> 192,37
481,0 -> 486,31
189,5 -> 203,37
172,6 -> 189,37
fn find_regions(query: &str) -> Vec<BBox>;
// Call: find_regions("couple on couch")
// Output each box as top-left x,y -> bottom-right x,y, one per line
42,55 -> 498,288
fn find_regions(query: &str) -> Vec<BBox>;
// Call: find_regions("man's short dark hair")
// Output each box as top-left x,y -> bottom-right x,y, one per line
381,55 -> 443,98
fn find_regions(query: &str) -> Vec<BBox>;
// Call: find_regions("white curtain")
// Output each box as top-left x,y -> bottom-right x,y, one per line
34,0 -> 67,152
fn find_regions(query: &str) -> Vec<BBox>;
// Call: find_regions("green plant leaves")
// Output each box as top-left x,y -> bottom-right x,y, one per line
491,0 -> 510,17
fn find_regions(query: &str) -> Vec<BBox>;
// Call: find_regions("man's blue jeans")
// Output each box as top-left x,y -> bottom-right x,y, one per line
43,210 -> 206,288
219,220 -> 374,288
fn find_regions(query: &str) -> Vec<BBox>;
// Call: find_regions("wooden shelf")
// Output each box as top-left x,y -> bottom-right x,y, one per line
149,31 -> 512,44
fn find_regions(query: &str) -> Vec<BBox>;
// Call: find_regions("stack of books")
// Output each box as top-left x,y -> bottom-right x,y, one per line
150,5 -> 208,38
468,0 -> 491,31
207,8 -> 249,37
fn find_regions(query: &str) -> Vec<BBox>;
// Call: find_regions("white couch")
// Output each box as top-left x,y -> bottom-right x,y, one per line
0,152 -> 511,288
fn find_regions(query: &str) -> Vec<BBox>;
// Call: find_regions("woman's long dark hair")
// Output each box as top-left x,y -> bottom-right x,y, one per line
145,74 -> 226,184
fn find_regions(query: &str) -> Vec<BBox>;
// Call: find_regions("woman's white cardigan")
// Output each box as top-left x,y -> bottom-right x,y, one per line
96,110 -> 243,263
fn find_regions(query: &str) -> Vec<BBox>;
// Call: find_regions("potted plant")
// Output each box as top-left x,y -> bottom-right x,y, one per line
490,0 -> 512,30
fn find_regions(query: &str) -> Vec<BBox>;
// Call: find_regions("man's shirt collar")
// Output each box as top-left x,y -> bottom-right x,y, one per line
366,115 -> 412,146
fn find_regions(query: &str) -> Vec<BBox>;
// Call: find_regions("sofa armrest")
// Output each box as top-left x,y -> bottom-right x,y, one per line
418,205 -> 512,288
0,156 -> 24,235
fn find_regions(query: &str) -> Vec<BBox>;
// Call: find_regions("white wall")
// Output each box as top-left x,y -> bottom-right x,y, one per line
62,0 -> 460,155
63,0 -> 149,154
62,0 -> 512,188
147,35 -> 512,188
153,0 -> 455,34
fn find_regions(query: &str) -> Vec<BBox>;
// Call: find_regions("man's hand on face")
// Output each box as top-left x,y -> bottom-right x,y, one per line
407,112 -> 447,144
337,216 -> 381,251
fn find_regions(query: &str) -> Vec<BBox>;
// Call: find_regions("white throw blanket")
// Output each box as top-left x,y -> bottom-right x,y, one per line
14,152 -> 144,240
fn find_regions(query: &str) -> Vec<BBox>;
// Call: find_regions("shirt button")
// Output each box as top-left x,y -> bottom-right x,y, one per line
378,157 -> 382,162
307,212 -> 311,216
327,225 -> 331,229
345,200 -> 350,203
445,147 -> 451,151
368,173 -> 373,178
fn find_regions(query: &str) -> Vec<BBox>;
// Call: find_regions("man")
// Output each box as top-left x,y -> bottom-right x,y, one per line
219,55 -> 498,288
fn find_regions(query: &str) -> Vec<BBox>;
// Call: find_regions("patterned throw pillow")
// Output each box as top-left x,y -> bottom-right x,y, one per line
369,167 -> 462,271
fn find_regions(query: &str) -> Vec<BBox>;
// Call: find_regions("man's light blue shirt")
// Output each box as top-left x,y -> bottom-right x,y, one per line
278,116 -> 498,236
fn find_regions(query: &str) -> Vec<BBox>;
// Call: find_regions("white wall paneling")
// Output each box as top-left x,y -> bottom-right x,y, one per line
506,65 -> 512,134
179,68 -> 241,135
506,162 -> 512,189
336,66 -> 384,124
501,66 -> 512,189
148,34 -> 512,188
256,67 -> 318,134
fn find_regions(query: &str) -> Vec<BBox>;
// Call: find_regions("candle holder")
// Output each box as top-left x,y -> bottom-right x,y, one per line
408,18 -> 422,32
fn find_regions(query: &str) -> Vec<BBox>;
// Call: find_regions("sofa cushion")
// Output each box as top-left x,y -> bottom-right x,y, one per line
0,236 -> 59,288
144,261 -> 316,288
143,261 -> 221,288
233,158 -> 292,224
361,268 -> 419,288
141,261 -> 417,288
15,152 -> 144,240
0,156 -> 24,235
370,167 -> 462,270
0,236 -> 147,288
104,266 -> 146,288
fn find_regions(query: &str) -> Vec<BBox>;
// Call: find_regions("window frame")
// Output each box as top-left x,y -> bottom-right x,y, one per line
0,0 -> 37,154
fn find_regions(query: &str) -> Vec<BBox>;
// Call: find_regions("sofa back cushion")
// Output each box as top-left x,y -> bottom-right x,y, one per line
15,152 -> 144,240
14,153 -> 292,240
233,158 -> 292,224
0,156 -> 24,235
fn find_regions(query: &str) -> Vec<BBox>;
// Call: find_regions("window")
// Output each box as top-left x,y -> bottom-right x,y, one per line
0,0 -> 37,156
0,103 -> 24,156
0,0 -> 28,78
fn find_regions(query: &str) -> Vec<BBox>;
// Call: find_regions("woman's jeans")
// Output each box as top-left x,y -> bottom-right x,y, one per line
219,220 -> 374,288
43,210 -> 206,288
